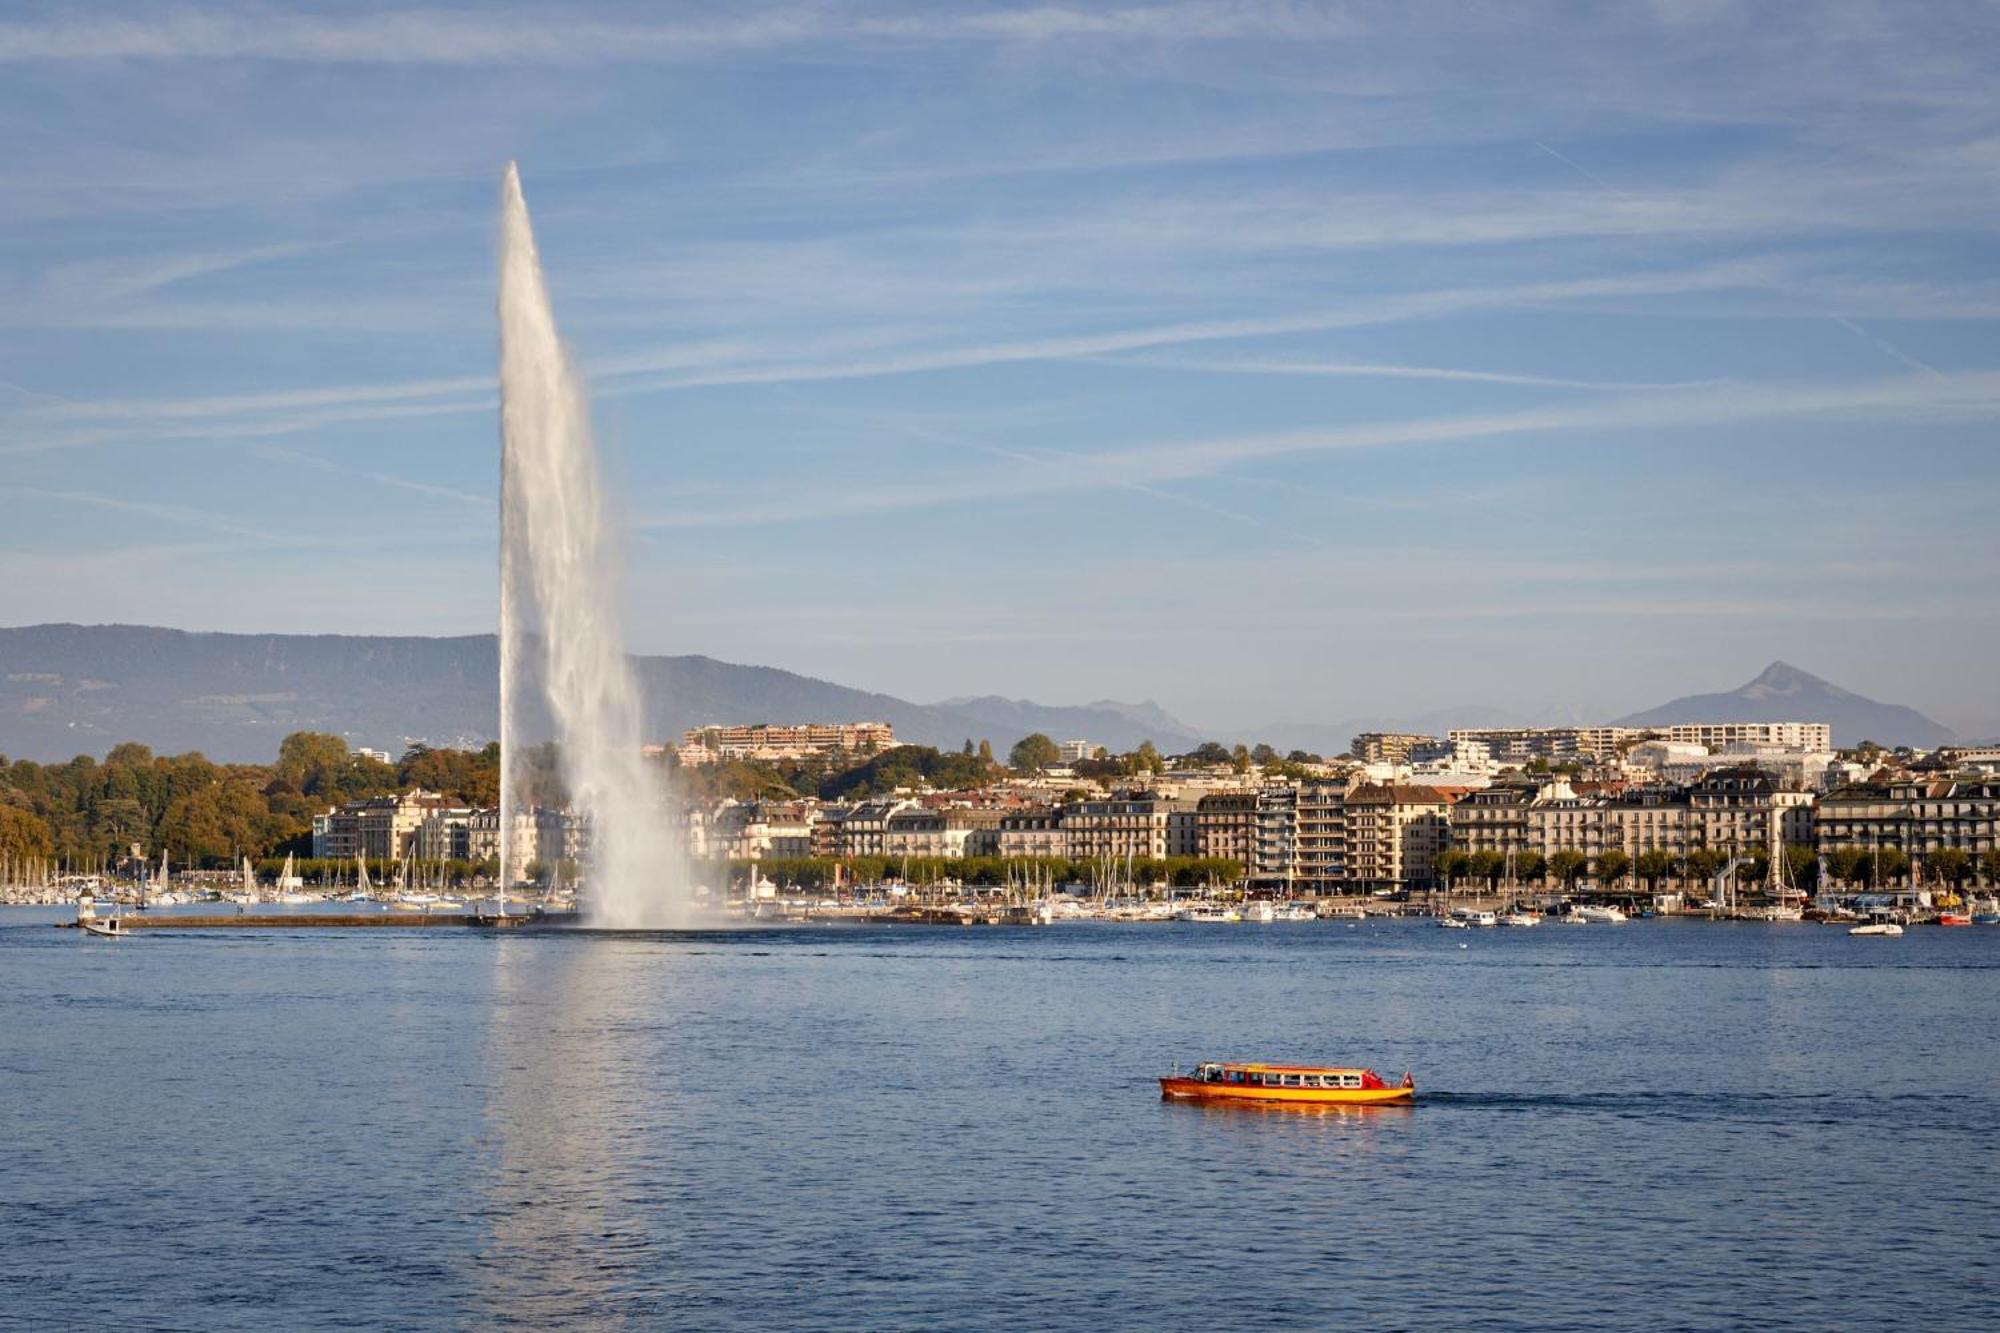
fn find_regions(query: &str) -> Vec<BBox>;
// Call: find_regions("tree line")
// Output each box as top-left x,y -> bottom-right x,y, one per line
0,733 -> 504,871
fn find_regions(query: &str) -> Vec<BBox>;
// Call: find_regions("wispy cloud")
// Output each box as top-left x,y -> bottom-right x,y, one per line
0,484 -> 329,547
641,366 -> 2000,527
0,5 -> 1365,65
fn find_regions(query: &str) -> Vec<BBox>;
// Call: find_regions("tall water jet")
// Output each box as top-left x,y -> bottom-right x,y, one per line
497,161 -> 682,928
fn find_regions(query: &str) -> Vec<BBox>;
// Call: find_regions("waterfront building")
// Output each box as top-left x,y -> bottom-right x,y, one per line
1449,782 -> 1539,858
1253,785 -> 1298,888
1194,791 -> 1259,867
413,807 -> 476,861
996,806 -> 1065,859
1343,784 -> 1454,889
314,789 -> 449,861
833,799 -> 912,858
1165,799 -> 1201,858
467,808 -> 539,871
1063,796 -> 1169,863
1816,780 -> 2000,865
1293,780 -> 1346,892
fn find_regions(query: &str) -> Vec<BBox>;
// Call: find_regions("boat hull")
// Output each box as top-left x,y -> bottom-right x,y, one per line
1158,1077 -> 1414,1106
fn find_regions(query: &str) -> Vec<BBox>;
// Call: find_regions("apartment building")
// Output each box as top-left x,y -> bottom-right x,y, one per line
1343,784 -> 1453,889
1253,785 -> 1298,887
313,789 -> 450,861
677,721 -> 896,766
1064,796 -> 1169,863
996,806 -> 1066,859
1816,780 -> 2000,860
1293,780 -> 1346,892
1350,732 -> 1434,764
1449,783 -> 1538,856
1194,791 -> 1259,867
1658,722 -> 1832,751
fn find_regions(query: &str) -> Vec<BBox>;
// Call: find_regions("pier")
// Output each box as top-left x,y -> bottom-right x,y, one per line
58,911 -> 580,930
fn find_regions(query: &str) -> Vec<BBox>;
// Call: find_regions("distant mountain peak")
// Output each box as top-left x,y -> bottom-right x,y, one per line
1617,660 -> 1951,748
1740,660 -> 1851,702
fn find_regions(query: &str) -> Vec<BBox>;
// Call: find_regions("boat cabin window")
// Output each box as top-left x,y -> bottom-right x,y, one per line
1341,1074 -> 1362,1088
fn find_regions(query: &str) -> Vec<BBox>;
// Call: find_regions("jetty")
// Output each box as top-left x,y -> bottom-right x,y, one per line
58,910 -> 581,931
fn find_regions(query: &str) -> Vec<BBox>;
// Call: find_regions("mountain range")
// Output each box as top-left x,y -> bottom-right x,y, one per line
0,624 -> 1207,763
0,626 -> 1960,764
1614,660 -> 1955,749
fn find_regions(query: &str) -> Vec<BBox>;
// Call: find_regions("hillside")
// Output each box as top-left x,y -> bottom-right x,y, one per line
0,624 -> 1203,763
1616,660 -> 1954,749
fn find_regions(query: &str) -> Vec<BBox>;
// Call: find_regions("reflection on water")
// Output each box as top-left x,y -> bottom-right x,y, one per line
474,935 -> 669,1324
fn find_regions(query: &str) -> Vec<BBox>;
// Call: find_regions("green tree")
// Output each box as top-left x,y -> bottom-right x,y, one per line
1514,850 -> 1547,884
1928,848 -> 1972,890
1435,848 -> 1470,891
1875,846 -> 1911,884
275,731 -> 351,797
1981,848 -> 2000,887
1594,849 -> 1631,890
1135,741 -> 1162,774
0,804 -> 54,859
1684,848 -> 1727,886
1783,843 -> 1819,892
1230,744 -> 1252,774
1467,849 -> 1506,887
1549,849 -> 1589,888
1009,733 -> 1062,773
977,739 -> 994,764
1635,849 -> 1677,892
1250,743 -> 1279,765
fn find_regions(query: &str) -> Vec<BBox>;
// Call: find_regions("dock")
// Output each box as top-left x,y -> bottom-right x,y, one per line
58,911 -> 579,930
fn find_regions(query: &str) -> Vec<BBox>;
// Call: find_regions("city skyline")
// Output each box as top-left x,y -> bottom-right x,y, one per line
2,2 -> 1997,733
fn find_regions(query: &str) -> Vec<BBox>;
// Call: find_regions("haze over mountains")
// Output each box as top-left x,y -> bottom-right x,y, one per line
0,625 -> 1205,763
1614,660 -> 1957,750
0,626 -> 1961,764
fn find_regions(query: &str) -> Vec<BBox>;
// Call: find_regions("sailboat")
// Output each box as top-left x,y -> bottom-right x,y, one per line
230,855 -> 259,910
273,855 -> 316,905
1750,821 -> 1804,922
347,853 -> 375,903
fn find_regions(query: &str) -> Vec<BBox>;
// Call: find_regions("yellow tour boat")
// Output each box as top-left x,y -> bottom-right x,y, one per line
1159,1061 -> 1415,1106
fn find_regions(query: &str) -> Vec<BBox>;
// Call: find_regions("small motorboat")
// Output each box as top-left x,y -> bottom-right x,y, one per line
1937,912 -> 1972,927
1161,1061 -> 1415,1106
75,894 -> 127,939
1849,922 -> 1904,937
1499,910 -> 1542,927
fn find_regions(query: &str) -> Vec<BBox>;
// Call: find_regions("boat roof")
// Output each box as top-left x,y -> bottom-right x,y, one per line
1203,1062 -> 1374,1075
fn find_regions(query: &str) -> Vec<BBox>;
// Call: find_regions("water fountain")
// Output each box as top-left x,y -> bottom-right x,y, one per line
497,162 -> 684,928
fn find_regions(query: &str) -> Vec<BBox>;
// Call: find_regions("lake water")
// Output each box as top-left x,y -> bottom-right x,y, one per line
3,912 -> 1996,1330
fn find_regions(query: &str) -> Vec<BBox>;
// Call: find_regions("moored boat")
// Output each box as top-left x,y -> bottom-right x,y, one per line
1161,1061 -> 1415,1106
1849,922 -> 1904,937
1937,912 -> 1972,927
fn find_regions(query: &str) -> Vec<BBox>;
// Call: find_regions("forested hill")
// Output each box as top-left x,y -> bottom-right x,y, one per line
0,624 -> 1204,763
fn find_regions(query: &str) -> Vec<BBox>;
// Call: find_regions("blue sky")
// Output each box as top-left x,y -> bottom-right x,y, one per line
2,1 -> 1998,735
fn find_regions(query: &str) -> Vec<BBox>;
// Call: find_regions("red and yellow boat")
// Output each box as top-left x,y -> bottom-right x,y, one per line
1159,1061 -> 1416,1106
